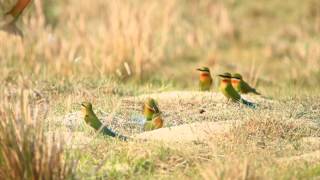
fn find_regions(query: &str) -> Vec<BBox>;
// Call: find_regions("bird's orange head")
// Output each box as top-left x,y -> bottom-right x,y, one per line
231,73 -> 242,85
197,67 -> 211,80
144,98 -> 160,113
152,113 -> 164,129
81,102 -> 93,116
217,72 -> 232,84
232,73 -> 243,80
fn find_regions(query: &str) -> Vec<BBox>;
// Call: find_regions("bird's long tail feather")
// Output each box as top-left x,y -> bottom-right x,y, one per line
240,98 -> 257,109
100,126 -> 128,141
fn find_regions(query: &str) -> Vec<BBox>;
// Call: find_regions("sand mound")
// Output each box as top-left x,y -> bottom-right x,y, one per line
134,121 -> 239,142
52,91 -> 318,144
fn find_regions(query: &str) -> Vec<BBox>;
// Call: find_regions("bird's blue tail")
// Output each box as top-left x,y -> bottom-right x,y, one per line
101,126 -> 128,141
240,98 -> 257,109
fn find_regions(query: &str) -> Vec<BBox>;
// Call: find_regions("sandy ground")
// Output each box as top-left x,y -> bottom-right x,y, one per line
52,91 -> 319,144
45,91 -> 320,165
133,120 -> 238,142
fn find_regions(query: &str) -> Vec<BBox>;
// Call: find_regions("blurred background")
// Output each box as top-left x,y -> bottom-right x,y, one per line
1,2 -> 320,179
1,0 -> 320,90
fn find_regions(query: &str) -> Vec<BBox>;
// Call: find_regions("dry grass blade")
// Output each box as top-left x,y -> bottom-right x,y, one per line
0,89 -> 77,180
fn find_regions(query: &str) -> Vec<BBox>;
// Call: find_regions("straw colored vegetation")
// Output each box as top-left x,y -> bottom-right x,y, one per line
1,0 -> 320,179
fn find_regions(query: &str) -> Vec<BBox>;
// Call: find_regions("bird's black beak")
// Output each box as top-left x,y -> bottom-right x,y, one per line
217,74 -> 231,78
81,103 -> 86,108
196,68 -> 203,71
232,77 -> 241,80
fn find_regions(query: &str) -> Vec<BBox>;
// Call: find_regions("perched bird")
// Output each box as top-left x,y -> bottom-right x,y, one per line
0,0 -> 32,37
143,113 -> 164,131
197,67 -> 213,91
218,72 -> 256,108
231,73 -> 261,95
143,98 -> 160,121
81,102 -> 127,141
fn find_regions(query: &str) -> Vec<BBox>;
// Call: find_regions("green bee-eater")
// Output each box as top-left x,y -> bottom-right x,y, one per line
143,98 -> 160,121
1,0 -> 32,37
197,67 -> 213,91
143,113 -> 164,131
231,73 -> 261,95
218,72 -> 256,108
81,102 -> 127,141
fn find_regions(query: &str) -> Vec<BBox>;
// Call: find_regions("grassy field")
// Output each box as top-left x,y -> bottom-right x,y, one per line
1,0 -> 320,179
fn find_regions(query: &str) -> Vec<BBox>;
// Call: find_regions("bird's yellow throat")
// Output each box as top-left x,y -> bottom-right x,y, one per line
81,104 -> 89,117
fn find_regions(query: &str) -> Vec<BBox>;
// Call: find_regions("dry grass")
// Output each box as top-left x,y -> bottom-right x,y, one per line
1,0 -> 320,85
1,0 -> 320,179
0,89 -> 76,180
45,91 -> 320,179
0,0 -> 241,82
1,0 -> 319,88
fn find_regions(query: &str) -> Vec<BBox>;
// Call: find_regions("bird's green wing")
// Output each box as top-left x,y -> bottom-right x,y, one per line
144,121 -> 155,131
241,81 -> 260,94
87,112 -> 116,137
83,107 -> 128,141
151,101 -> 160,113
225,85 -> 241,101
87,112 -> 103,130
88,114 -> 128,140
241,81 -> 253,92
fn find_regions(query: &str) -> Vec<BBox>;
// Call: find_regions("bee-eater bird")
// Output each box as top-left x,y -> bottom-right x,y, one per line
143,98 -> 160,121
81,102 -> 128,141
143,113 -> 164,131
231,73 -> 261,95
218,72 -> 256,108
0,0 -> 32,37
197,67 -> 213,91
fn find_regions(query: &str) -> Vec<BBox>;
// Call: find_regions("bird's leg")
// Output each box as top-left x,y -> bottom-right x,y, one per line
223,98 -> 230,108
